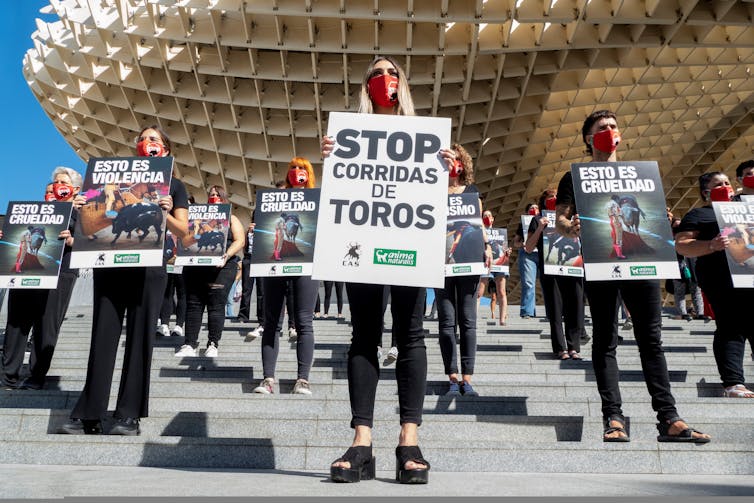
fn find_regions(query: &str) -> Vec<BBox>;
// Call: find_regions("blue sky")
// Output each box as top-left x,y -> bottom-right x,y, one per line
1,1 -> 85,213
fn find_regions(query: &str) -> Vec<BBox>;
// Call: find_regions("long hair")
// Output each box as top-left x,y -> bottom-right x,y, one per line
452,143 -> 474,185
581,110 -> 616,156
137,124 -> 172,155
358,56 -> 415,116
538,188 -> 557,210
208,185 -> 229,203
285,157 -> 316,188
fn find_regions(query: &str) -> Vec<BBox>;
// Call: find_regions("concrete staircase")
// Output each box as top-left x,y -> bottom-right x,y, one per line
1,303 -> 753,474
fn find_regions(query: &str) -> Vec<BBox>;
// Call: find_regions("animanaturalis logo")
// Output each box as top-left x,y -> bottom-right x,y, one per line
114,254 -> 140,264
630,265 -> 656,276
198,258 -> 212,264
283,265 -> 303,274
21,278 -> 41,286
452,265 -> 472,274
373,248 -> 417,267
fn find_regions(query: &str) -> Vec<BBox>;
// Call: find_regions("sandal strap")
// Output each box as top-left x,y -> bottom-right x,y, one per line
604,426 -> 626,435
335,445 -> 372,465
396,446 -> 430,469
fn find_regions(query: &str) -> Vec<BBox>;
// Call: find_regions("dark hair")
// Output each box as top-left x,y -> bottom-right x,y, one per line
138,125 -> 172,155
208,185 -> 228,203
582,110 -> 617,156
538,188 -> 557,210
735,160 -> 754,178
525,202 -> 538,212
274,179 -> 287,189
698,171 -> 725,199
452,143 -> 474,185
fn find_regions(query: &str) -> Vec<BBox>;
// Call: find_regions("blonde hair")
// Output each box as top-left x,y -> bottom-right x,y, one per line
358,56 -> 415,116
285,157 -> 316,188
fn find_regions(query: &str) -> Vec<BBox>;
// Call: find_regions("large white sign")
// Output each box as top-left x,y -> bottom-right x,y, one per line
312,112 -> 451,288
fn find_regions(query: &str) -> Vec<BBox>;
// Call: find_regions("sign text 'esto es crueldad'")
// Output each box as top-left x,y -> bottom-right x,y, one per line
312,112 -> 450,288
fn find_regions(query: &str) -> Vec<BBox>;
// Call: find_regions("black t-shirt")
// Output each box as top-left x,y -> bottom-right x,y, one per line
527,214 -> 546,265
464,184 -> 479,194
556,171 -> 576,211
162,177 -> 190,265
677,206 -> 731,289
60,210 -> 77,273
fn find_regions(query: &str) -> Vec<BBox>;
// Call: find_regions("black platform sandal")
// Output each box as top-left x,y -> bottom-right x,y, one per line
330,445 -> 375,483
395,445 -> 430,484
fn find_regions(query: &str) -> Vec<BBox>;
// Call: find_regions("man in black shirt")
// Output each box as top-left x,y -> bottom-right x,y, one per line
555,110 -> 710,443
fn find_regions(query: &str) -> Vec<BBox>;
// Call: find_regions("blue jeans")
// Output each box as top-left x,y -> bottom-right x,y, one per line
518,250 -> 538,317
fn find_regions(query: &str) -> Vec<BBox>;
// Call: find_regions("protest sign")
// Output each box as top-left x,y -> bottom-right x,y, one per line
541,210 -> 583,277
0,201 -> 72,288
712,201 -> 754,287
445,193 -> 485,276
175,203 -> 231,266
488,227 -> 509,274
250,188 -> 320,277
571,161 -> 678,280
312,112 -> 450,287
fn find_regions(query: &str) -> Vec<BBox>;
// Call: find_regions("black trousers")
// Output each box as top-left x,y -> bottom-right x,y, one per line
239,258 -> 264,323
183,260 -> 238,348
701,282 -> 753,387
261,276 -> 318,380
159,272 -> 186,326
72,267 -> 167,420
436,275 -> 479,375
322,281 -> 345,315
346,283 -> 426,428
542,275 -> 584,354
1,271 -> 77,386
585,279 -> 679,423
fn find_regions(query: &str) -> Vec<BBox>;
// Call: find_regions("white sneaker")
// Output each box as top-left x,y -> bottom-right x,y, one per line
204,342 -> 218,358
248,325 -> 264,340
156,324 -> 170,337
170,325 -> 184,337
384,346 -> 398,365
292,379 -> 312,395
253,377 -> 275,394
288,327 -> 298,342
175,344 -> 196,357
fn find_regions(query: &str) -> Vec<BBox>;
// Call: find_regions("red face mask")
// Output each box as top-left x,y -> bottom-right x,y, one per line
288,167 -> 309,187
709,185 -> 734,202
544,197 -> 557,211
449,159 -> 464,178
53,182 -> 74,201
482,216 -> 492,227
136,140 -> 167,157
368,74 -> 399,108
591,129 -> 621,154
44,191 -> 56,202
742,175 -> 754,189
527,207 -> 538,216
208,195 -> 222,204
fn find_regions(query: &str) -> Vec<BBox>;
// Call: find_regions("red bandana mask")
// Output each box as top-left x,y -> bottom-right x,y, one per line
544,197 -> 557,211
44,191 -> 56,201
53,182 -> 74,201
592,129 -> 621,154
208,196 -> 222,204
449,159 -> 464,178
482,216 -> 492,227
709,185 -> 734,202
288,167 -> 309,187
368,74 -> 399,108
136,140 -> 167,157
742,175 -> 754,189
527,207 -> 538,216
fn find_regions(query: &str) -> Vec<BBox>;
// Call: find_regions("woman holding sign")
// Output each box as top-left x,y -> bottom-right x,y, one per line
555,110 -> 710,443
675,172 -> 754,398
252,157 -> 319,396
323,56 -> 455,484
437,144 -> 491,396
175,186 -> 245,358
60,125 -> 189,435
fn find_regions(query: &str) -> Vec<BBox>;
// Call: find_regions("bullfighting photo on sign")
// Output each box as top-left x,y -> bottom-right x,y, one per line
712,201 -> 754,288
70,156 -> 173,268
175,203 -> 231,266
541,210 -> 583,277
249,188 -> 320,277
445,192 -> 485,276
0,201 -> 73,288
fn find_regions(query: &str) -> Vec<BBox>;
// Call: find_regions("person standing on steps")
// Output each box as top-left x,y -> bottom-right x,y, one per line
555,109 -> 710,444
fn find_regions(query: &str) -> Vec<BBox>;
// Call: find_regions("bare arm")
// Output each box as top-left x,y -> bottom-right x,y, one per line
225,215 -> 246,259
524,216 -> 549,253
555,202 -> 580,238
675,230 -> 728,258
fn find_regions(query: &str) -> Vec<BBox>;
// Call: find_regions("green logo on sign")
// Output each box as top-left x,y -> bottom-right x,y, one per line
373,248 -> 417,267
114,254 -> 140,264
198,258 -> 212,264
568,268 -> 582,275
21,278 -> 41,286
283,265 -> 303,274
452,265 -> 472,274
630,265 -> 656,276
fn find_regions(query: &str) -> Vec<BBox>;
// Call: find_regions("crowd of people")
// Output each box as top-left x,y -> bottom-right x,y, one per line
10,54 -> 754,485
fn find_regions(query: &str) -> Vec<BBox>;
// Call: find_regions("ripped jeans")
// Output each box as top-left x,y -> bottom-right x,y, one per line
183,259 -> 239,348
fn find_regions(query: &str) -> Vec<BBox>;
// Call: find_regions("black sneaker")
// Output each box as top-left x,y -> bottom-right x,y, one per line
109,417 -> 140,436
59,418 -> 103,435
19,377 -> 44,390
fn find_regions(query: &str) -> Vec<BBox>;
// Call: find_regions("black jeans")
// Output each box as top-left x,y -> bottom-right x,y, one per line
323,281 -> 345,315
239,258 -> 264,323
542,275 -> 584,353
346,283 -> 426,428
436,276 -> 479,375
183,260 -> 238,348
160,272 -> 186,326
1,271 -> 77,386
72,267 -> 167,420
701,282 -> 753,387
585,280 -> 679,423
261,276 -> 318,380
